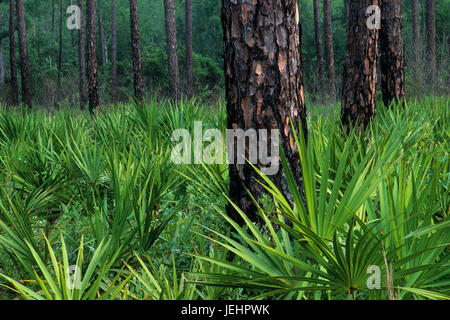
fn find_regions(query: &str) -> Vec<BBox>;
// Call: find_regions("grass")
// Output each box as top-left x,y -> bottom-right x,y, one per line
0,96 -> 448,300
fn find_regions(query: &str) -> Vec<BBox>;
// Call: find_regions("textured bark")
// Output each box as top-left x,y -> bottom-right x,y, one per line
222,0 -> 306,222
164,0 -> 180,101
341,0 -> 379,130
313,0 -> 324,95
185,0 -> 194,99
380,0 -> 405,107
98,0 -> 107,66
86,0 -> 99,113
129,0 -> 144,103
323,0 -> 336,101
57,0 -> 63,107
16,0 -> 32,108
425,0 -> 436,83
9,0 -> 19,105
111,0 -> 118,99
410,0 -> 420,66
78,0 -> 88,110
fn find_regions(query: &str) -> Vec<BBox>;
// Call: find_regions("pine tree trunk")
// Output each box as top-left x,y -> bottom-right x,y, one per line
86,0 -> 99,113
410,0 -> 420,66
98,0 -> 107,66
57,0 -> 63,107
111,0 -> 118,99
129,0 -> 144,103
313,0 -> 324,97
16,0 -> 32,108
164,0 -> 180,101
341,0 -> 379,130
222,0 -> 306,222
425,0 -> 436,83
323,0 -> 336,101
380,0 -> 405,107
9,0 -> 19,106
78,0 -> 88,110
185,0 -> 194,99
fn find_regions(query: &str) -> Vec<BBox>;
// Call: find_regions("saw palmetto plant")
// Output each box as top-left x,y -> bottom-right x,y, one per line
191,100 -> 450,300
0,98 -> 448,300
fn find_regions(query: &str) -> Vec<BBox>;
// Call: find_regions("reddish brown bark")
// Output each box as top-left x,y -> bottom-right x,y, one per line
380,0 -> 405,107
129,0 -> 144,103
185,0 -> 194,99
313,0 -> 324,96
425,0 -> 436,83
341,0 -> 379,130
9,0 -> 19,106
164,0 -> 180,101
16,0 -> 32,108
323,0 -> 336,101
86,0 -> 99,113
222,0 -> 306,222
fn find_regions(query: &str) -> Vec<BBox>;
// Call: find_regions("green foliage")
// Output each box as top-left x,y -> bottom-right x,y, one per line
192,98 -> 450,300
0,234 -> 130,300
0,97 -> 448,300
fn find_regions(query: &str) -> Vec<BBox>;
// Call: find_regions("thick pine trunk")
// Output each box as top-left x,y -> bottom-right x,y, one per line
425,0 -> 436,83
323,0 -> 336,101
98,0 -> 107,66
111,0 -> 118,99
313,0 -> 324,96
78,0 -> 88,110
16,0 -> 32,108
380,0 -> 405,107
410,0 -> 420,66
86,0 -> 99,113
9,0 -> 19,105
222,0 -> 306,222
164,0 -> 180,101
185,0 -> 194,99
129,0 -> 144,103
341,0 -> 379,130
